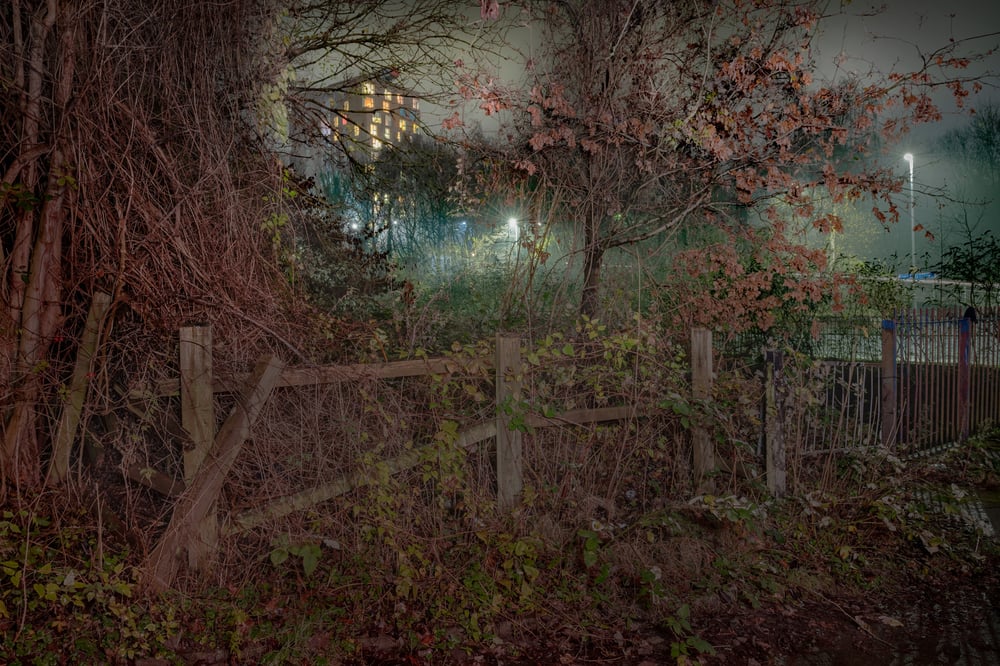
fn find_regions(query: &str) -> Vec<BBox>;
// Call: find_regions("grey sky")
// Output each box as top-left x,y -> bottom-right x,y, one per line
818,0 -> 1000,129
824,0 -> 1000,271
448,1 -> 1000,271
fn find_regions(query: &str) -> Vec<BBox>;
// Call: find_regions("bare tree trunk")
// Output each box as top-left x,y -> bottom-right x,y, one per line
2,0 -> 77,490
580,216 -> 604,319
3,1 -> 53,366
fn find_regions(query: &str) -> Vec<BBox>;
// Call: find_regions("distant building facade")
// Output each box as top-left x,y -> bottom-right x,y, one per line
324,78 -> 422,155
285,73 -> 424,180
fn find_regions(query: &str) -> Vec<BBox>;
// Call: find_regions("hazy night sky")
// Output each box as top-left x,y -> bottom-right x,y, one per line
808,1 -> 1000,269
819,0 -> 1000,129
448,1 -> 1000,270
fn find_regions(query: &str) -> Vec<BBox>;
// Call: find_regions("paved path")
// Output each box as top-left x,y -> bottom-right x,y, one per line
780,445 -> 1000,665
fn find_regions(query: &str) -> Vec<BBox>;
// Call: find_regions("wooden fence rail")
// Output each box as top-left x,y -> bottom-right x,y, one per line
136,329 -> 719,590
118,309 -> 997,591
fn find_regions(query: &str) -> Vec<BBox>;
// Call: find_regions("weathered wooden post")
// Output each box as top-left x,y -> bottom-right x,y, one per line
47,291 -> 113,485
495,334 -> 523,510
180,326 -> 216,570
146,353 -> 284,592
691,328 -> 715,493
958,315 -> 973,442
880,320 -> 898,449
764,350 -> 787,497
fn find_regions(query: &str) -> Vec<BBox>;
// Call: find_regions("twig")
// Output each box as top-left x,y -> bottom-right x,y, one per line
811,590 -> 894,648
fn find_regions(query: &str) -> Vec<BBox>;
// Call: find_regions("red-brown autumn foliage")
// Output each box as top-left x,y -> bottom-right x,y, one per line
448,0 -> 988,322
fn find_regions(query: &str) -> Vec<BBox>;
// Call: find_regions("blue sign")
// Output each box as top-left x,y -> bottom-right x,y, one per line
897,272 -> 937,281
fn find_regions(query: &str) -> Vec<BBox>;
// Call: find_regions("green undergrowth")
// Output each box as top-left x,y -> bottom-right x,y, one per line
0,503 -> 178,664
4,432 -> 999,665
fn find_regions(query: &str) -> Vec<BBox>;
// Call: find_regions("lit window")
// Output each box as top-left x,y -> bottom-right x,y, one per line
396,131 -> 401,142
384,89 -> 391,99
343,99 -> 350,111
363,97 -> 374,109
372,114 -> 380,124
382,100 -> 390,111
353,124 -> 360,136
399,119 -> 407,132
396,94 -> 403,104
370,123 -> 378,136
412,99 -> 419,110
384,126 -> 390,138
372,137 -> 382,149
362,82 -> 375,95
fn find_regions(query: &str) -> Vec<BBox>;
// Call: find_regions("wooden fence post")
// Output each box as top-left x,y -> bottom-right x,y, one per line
180,326 -> 215,571
880,320 -> 897,449
46,291 -> 112,486
145,354 -> 284,592
764,350 -> 786,498
496,334 -> 523,510
958,316 -> 972,442
691,328 -> 715,493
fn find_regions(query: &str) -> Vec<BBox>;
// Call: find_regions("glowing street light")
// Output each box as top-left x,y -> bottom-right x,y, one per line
507,216 -> 519,241
903,153 -> 915,273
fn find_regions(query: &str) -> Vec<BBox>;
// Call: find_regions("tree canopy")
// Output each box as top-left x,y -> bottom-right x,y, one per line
448,0 -> 995,320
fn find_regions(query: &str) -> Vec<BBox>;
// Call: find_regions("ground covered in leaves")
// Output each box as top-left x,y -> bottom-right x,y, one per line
368,437 -> 1000,666
4,434 -> 1000,665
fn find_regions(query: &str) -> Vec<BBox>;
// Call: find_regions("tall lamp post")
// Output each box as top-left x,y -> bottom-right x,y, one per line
904,153 -> 915,274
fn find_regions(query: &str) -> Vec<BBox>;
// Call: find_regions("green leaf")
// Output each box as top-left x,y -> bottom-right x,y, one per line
270,548 -> 289,566
687,636 -> 715,654
301,546 -> 320,577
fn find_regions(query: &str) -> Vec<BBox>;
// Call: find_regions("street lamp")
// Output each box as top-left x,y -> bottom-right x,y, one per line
903,153 -> 915,274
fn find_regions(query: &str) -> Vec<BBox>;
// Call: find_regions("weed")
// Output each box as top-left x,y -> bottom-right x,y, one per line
665,604 -> 715,662
269,535 -> 324,578
0,508 -> 178,663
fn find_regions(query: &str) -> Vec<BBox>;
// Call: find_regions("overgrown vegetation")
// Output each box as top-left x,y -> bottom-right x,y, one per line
4,422 -> 998,663
3,318 -> 999,662
3,0 -> 999,663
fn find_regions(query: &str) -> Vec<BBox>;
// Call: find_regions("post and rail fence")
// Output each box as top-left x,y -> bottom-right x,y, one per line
129,328 -> 718,590
147,312 -> 998,589
56,295 -> 999,591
